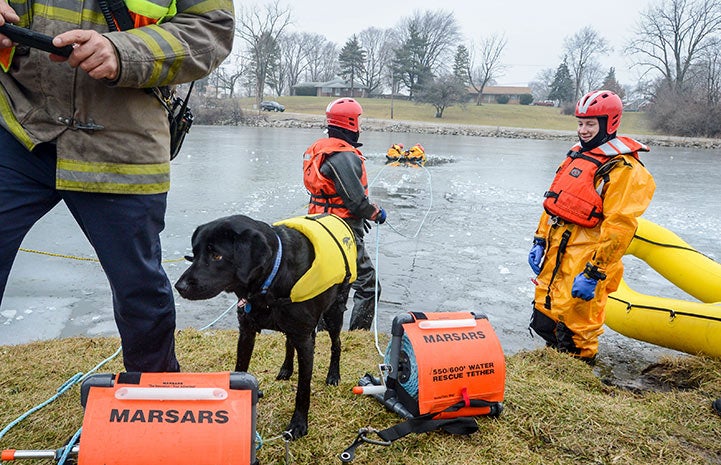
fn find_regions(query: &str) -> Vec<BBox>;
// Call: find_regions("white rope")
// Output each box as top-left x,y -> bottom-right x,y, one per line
368,160 -> 434,357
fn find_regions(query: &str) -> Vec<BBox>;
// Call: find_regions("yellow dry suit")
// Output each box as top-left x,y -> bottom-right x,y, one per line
406,143 -> 426,166
273,214 -> 357,302
531,137 -> 656,359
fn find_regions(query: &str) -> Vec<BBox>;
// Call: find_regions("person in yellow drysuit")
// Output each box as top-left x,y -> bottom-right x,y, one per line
386,143 -> 405,164
528,90 -> 656,363
405,143 -> 426,166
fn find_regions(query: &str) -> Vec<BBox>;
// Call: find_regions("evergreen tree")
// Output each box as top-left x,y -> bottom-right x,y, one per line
601,67 -> 626,100
453,44 -> 471,86
338,35 -> 366,96
547,60 -> 574,104
392,23 -> 432,99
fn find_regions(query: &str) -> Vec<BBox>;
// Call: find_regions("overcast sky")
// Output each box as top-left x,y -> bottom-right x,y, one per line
282,0 -> 653,87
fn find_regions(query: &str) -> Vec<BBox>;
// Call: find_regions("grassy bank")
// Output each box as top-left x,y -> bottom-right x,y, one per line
243,96 -> 658,136
1,330 -> 720,464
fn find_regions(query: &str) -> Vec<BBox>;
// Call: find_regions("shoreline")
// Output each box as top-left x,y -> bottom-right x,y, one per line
254,112 -> 721,150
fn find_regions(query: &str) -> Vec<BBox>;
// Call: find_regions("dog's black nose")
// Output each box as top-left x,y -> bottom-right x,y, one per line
174,280 -> 185,294
174,276 -> 190,295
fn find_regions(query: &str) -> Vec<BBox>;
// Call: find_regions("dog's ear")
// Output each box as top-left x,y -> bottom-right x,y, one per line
232,229 -> 275,287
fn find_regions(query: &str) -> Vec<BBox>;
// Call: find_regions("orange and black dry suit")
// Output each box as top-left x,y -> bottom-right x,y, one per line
530,136 -> 656,359
303,136 -> 380,330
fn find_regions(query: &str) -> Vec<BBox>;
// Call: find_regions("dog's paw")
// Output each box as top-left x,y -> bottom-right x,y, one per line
325,371 -> 340,386
287,414 -> 308,440
276,366 -> 293,380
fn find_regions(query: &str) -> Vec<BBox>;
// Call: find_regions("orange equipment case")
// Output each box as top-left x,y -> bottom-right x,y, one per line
384,311 -> 505,419
79,371 -> 259,465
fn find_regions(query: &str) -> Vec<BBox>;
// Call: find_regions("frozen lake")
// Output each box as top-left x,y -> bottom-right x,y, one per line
2,125 -> 720,375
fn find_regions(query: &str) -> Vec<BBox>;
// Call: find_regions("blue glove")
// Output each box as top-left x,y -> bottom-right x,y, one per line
528,239 -> 545,275
571,272 -> 598,301
374,207 -> 387,224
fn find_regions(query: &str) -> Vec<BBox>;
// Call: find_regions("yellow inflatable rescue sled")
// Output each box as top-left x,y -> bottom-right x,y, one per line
606,218 -> 721,358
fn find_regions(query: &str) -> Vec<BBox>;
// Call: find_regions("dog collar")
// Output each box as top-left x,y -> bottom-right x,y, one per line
260,233 -> 282,296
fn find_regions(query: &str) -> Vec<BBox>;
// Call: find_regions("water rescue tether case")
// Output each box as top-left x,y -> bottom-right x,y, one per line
79,371 -> 259,465
342,311 -> 505,462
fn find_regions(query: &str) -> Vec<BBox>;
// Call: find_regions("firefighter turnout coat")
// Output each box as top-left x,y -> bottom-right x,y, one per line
0,0 -> 234,194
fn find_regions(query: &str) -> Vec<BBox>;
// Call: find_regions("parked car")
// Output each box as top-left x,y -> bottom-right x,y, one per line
260,101 -> 285,112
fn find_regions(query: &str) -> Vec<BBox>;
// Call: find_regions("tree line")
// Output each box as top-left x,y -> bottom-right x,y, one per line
197,0 -> 721,137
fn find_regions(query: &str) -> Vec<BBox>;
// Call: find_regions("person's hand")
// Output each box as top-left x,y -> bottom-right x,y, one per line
51,29 -> 119,80
528,238 -> 545,275
0,4 -> 21,49
571,272 -> 597,301
372,206 -> 386,224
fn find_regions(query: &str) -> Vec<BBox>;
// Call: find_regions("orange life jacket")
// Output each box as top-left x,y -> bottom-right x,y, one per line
303,137 -> 368,219
543,136 -> 647,228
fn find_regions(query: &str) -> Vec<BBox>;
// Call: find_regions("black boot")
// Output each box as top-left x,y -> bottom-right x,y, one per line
349,300 -> 374,331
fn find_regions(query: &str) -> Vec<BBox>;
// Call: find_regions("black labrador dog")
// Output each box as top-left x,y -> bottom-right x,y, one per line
174,214 -> 354,439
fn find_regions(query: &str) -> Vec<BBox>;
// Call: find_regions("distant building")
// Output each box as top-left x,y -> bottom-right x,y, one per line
468,85 -> 533,104
292,78 -> 367,98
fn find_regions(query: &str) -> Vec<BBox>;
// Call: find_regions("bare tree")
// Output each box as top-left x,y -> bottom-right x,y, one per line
235,0 -> 292,107
415,73 -> 468,118
211,51 -> 246,98
467,33 -> 507,105
626,0 -> 721,93
530,68 -> 556,101
357,27 -> 396,96
582,62 -> 606,93
277,32 -> 309,95
305,35 -> 338,82
400,9 -> 461,75
563,26 -> 610,100
697,38 -> 721,104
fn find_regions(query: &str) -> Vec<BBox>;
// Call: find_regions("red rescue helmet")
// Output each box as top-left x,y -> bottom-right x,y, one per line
575,90 -> 623,134
326,98 -> 362,132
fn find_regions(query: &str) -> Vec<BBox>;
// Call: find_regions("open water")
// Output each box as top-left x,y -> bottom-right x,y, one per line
2,125 -> 720,382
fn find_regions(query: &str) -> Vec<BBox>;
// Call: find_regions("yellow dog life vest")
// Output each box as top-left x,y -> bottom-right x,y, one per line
273,214 -> 357,302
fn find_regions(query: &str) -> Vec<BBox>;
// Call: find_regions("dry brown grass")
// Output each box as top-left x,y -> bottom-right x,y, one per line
1,330 -> 720,465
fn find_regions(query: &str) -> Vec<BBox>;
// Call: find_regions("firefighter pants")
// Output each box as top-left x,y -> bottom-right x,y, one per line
0,128 -> 179,372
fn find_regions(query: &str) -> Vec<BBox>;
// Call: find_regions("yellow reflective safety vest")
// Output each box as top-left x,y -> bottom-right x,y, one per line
273,214 -> 357,302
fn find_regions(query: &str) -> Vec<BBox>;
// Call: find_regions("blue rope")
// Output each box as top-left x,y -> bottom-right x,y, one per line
383,334 -> 419,399
57,427 -> 81,465
0,343 -> 122,442
0,372 -> 83,441
199,301 -> 236,331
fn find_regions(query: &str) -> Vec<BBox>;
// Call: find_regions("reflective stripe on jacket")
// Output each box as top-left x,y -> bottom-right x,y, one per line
0,0 -> 234,194
303,137 -> 368,218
